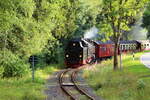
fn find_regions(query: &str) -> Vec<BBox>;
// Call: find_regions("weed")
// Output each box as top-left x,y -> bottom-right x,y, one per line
137,79 -> 146,90
83,51 -> 150,100
0,64 -> 59,100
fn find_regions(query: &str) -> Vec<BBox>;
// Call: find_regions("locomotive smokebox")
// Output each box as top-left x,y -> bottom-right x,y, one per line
64,38 -> 96,68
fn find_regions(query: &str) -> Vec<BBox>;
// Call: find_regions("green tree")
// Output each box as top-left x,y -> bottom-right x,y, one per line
97,0 -> 149,70
73,0 -> 102,37
142,3 -> 150,38
0,0 -> 52,77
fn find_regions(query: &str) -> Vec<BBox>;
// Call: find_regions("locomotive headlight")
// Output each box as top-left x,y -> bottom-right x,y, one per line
79,55 -> 82,58
66,54 -> 69,58
73,43 -> 76,46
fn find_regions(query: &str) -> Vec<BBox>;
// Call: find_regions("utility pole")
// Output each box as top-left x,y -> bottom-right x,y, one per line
120,45 -> 122,70
32,56 -> 35,82
4,31 -> 7,59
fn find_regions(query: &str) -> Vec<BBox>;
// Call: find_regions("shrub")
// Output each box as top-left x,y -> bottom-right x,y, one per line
0,50 -> 29,77
137,79 -> 146,90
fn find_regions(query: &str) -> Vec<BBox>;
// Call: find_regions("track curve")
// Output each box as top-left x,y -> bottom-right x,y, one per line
58,68 -> 95,100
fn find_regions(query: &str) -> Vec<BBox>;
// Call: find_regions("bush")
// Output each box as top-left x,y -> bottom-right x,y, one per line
0,50 -> 29,77
137,79 -> 146,90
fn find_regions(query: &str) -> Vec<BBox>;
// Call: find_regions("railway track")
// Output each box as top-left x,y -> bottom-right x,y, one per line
59,68 -> 95,100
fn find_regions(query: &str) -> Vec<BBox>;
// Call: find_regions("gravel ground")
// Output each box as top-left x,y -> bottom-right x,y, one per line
44,67 -> 103,100
76,71 -> 103,100
44,71 -> 68,100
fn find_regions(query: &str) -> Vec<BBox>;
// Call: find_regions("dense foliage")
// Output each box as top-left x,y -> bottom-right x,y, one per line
142,3 -> 150,39
0,0 -> 102,77
0,0 -> 148,77
0,50 -> 29,77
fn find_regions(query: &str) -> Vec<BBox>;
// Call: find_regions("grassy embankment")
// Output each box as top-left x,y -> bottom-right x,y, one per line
83,51 -> 150,100
0,64 -> 59,100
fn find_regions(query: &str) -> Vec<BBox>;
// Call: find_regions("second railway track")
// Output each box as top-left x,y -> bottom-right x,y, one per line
59,68 -> 95,100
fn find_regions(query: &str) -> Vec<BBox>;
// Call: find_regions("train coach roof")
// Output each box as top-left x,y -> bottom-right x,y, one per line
105,40 -> 114,44
95,41 -> 103,44
135,40 -> 150,44
95,40 -> 114,44
119,40 -> 137,44
95,40 -> 141,45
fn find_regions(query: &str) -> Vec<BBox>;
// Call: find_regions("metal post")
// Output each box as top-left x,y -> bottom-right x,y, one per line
120,47 -> 122,70
4,31 -> 7,58
32,56 -> 35,82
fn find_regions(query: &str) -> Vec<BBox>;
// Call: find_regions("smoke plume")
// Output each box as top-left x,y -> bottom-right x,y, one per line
84,26 -> 99,39
130,18 -> 147,40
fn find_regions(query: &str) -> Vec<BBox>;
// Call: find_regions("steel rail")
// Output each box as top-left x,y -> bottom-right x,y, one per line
71,69 -> 95,100
59,68 -> 95,100
59,69 -> 76,100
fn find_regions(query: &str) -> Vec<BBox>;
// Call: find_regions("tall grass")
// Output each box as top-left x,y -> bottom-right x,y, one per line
0,64 -> 59,100
83,51 -> 150,100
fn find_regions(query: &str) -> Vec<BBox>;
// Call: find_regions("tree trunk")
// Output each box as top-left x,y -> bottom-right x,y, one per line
113,42 -> 119,70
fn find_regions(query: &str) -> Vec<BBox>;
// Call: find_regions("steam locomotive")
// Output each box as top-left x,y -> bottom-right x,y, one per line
65,38 -> 150,68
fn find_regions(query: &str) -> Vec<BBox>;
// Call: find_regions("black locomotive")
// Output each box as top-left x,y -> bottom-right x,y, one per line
65,38 -> 96,67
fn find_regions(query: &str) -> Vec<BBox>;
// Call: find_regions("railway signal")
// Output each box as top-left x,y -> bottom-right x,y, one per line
29,55 -> 38,82
29,55 -> 38,63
